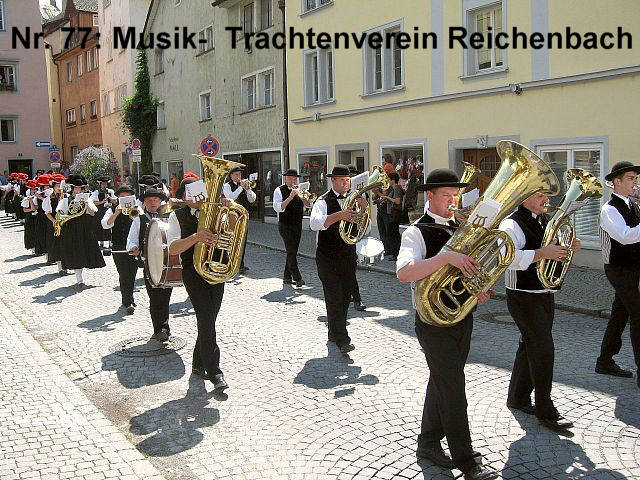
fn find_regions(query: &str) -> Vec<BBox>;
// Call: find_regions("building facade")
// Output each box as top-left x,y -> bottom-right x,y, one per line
0,0 -> 54,176
286,0 -> 640,266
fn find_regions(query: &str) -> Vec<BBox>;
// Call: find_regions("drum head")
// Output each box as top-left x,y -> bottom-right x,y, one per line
146,220 -> 166,285
356,237 -> 385,257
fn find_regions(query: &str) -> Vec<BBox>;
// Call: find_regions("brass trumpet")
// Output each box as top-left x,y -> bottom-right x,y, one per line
294,182 -> 317,203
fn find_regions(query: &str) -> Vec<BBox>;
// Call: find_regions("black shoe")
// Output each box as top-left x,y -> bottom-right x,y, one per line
58,269 -> 69,276
238,266 -> 248,274
339,343 -> 355,354
538,415 -> 574,432
295,280 -> 306,288
416,444 -> 454,469
154,329 -> 170,342
506,401 -> 536,415
212,374 -> 228,392
283,278 -> 294,284
125,305 -> 135,315
192,367 -> 209,380
463,465 -> 498,480
595,361 -> 633,378
353,301 -> 366,311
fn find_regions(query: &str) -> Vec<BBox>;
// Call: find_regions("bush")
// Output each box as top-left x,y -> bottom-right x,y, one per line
70,146 -> 119,188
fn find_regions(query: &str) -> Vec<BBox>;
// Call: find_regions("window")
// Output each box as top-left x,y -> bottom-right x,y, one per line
364,23 -> 403,95
93,14 -> 99,26
244,76 -> 256,111
0,1 -> 5,31
198,26 -> 214,54
261,70 -> 273,106
102,92 -> 110,116
382,144 -> 425,219
86,47 -> 98,71
0,118 -> 15,142
539,144 -> 603,246
77,54 -> 84,76
155,50 -> 164,74
105,33 -> 112,61
80,104 -> 86,122
66,108 -> 76,126
66,62 -> 72,82
298,153 -> 327,199
243,3 -> 254,34
199,91 -> 211,121
302,0 -> 332,14
90,100 -> 97,118
0,65 -> 16,90
71,146 -> 79,159
157,102 -> 166,129
474,4 -> 503,71
103,0 -> 111,7
260,0 -> 272,30
304,48 -> 334,106
114,85 -> 126,111
242,68 -> 275,112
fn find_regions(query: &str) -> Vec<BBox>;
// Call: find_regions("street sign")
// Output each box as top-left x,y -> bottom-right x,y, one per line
200,135 -> 220,156
132,154 -> 141,162
35,141 -> 51,148
49,151 -> 61,162
132,149 -> 141,156
49,146 -> 60,152
50,162 -> 61,169
131,138 -> 141,149
125,147 -> 132,156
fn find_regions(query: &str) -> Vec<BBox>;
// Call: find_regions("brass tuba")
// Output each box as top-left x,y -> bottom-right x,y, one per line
449,162 -> 482,223
192,155 -> 249,284
339,166 -> 389,245
537,168 -> 603,288
54,199 -> 87,236
415,141 -> 561,327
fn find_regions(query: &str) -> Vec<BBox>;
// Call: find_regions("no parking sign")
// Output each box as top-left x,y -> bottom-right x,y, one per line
49,151 -> 61,162
200,135 -> 220,157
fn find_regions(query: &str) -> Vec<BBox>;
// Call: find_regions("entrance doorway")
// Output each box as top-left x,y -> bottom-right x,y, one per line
8,159 -> 32,177
461,148 -> 499,194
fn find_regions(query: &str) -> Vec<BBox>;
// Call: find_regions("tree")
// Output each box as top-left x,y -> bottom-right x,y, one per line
70,147 -> 119,188
122,49 -> 157,175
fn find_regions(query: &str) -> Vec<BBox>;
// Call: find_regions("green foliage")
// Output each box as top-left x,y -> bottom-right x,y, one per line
122,49 -> 158,175
70,147 -> 119,188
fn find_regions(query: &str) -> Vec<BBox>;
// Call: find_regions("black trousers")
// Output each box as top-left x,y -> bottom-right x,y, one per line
416,315 -> 476,473
506,290 -> 556,418
317,252 -> 354,346
240,232 -> 247,269
183,265 -> 225,377
598,265 -> 640,370
113,253 -> 138,307
377,208 -> 388,253
384,213 -> 401,257
350,262 -> 361,303
278,223 -> 302,282
144,278 -> 172,335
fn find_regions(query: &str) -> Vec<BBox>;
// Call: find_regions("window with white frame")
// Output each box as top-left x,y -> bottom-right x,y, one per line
157,102 -> 166,129
199,91 -> 212,121
114,84 -> 126,111
538,144 -> 604,245
102,92 -> 110,116
242,68 -> 275,112
364,23 -> 403,95
304,48 -> 334,106
103,0 -> 111,7
243,3 -> 254,34
260,0 -> 272,30
80,103 -> 86,122
93,14 -> 98,26
0,118 -> 15,142
261,70 -> 273,106
198,25 -> 214,54
71,146 -> 79,159
90,100 -> 97,118
105,33 -> 112,61
155,50 -> 164,74
0,1 -> 5,31
77,54 -> 84,76
302,0 -> 332,14
66,62 -> 72,82
86,47 -> 98,71
66,108 -> 76,125
0,65 -> 16,89
462,1 -> 505,76
244,76 -> 256,111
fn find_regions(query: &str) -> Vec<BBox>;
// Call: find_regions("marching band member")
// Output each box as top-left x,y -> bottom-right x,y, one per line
272,169 -> 309,287
33,175 -> 50,256
499,191 -> 580,431
167,174 -> 229,392
310,165 -> 365,354
91,176 -> 115,249
597,161 -> 640,385
126,187 -> 173,340
346,164 -> 367,311
137,175 -> 163,208
102,185 -> 139,315
21,179 -> 39,255
396,169 -> 496,480
56,174 -> 105,288
223,166 -> 256,274
2,174 -> 17,217
14,174 -> 28,224
42,174 -> 68,274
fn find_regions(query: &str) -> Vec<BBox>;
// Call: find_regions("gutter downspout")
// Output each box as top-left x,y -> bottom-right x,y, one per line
278,0 -> 290,169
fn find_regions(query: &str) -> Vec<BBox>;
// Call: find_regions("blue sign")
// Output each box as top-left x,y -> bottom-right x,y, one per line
35,141 -> 51,148
125,147 -> 132,155
49,146 -> 60,152
49,152 -> 61,162
200,135 -> 219,156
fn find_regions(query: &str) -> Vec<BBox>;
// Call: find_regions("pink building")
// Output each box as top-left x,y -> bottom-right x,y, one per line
0,0 -> 53,177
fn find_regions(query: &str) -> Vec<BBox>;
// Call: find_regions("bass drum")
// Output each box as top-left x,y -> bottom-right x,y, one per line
144,218 -> 183,288
356,236 -> 385,265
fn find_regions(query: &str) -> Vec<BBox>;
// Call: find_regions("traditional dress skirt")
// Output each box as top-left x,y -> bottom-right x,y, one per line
34,210 -> 48,255
46,220 -> 62,263
60,214 -> 106,270
3,190 -> 15,214
95,205 -> 111,242
23,212 -> 36,250
14,196 -> 25,220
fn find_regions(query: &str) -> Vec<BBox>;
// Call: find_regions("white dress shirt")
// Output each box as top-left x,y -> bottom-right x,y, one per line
42,196 -> 53,214
166,208 -> 199,248
20,193 -> 38,215
101,208 -> 116,229
90,188 -> 115,202
309,189 -> 347,231
272,185 -> 286,214
600,192 -> 640,245
223,182 -> 256,203
126,214 -> 159,251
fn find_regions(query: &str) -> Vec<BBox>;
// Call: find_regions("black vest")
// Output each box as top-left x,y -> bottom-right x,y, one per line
316,190 -> 356,261
227,180 -> 250,211
112,212 -> 133,250
137,212 -> 165,252
174,206 -> 199,268
604,195 -> 640,266
414,213 -> 456,259
507,205 -> 558,291
278,185 -> 303,226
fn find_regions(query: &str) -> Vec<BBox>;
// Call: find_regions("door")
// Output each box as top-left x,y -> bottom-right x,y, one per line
8,159 -> 32,177
462,148 -> 499,193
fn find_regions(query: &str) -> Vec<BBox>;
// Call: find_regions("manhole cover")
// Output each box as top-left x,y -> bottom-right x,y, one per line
109,336 -> 186,357
478,312 -> 515,325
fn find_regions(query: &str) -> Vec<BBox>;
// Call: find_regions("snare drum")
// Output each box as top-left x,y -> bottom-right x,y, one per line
144,218 -> 183,288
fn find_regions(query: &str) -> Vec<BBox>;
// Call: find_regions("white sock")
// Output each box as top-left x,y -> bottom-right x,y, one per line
57,261 -> 63,272
31,248 -> 35,255
74,269 -> 84,284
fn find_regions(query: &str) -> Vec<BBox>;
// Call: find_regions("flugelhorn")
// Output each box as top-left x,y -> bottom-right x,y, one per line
295,181 -> 317,203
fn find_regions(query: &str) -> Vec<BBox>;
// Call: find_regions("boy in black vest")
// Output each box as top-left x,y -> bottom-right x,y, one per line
223,166 -> 256,274
397,169 -> 495,480
126,187 -> 173,341
102,185 -> 139,315
499,191 -> 580,431
310,165 -> 368,354
167,174 -> 229,392
273,169 -> 311,287
597,161 -> 640,385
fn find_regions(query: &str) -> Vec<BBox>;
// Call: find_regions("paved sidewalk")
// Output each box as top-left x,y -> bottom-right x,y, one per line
248,220 -> 615,318
0,299 -> 164,480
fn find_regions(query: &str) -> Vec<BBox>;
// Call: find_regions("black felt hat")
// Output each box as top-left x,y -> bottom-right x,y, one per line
115,185 -> 135,196
326,165 -> 352,178
66,174 -> 87,187
347,165 -> 360,175
417,169 -> 467,191
176,177 -> 200,200
140,187 -> 167,202
604,161 -> 640,181
282,169 -> 302,177
139,174 -> 160,187
97,176 -> 110,183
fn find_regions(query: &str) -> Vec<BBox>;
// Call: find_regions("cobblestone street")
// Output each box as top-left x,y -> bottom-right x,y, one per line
0,214 -> 638,480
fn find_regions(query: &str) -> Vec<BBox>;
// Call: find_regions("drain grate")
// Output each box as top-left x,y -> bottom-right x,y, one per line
109,335 -> 186,357
478,311 -> 515,325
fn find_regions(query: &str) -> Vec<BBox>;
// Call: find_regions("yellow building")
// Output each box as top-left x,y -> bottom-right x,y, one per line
286,0 -> 639,267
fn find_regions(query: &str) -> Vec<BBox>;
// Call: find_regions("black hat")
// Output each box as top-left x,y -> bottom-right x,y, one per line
326,165 -> 352,178
176,177 -> 200,199
97,176 -> 110,183
605,161 -> 640,181
347,165 -> 360,175
229,166 -> 245,175
115,185 -> 135,196
140,187 -> 167,202
282,169 -> 302,177
66,174 -> 87,187
139,174 -> 160,187
417,169 -> 467,192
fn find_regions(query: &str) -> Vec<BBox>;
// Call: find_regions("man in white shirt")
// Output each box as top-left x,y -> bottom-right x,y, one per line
499,191 -> 580,432
596,161 -> 640,386
396,169 -> 495,480
91,176 -> 116,249
223,166 -> 256,274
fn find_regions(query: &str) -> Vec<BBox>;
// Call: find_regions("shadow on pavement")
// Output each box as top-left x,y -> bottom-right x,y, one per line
260,284 -> 306,305
19,272 -> 61,288
78,308 -> 128,332
32,284 -> 80,304
129,375 -> 219,457
3,254 -> 33,262
169,298 -> 194,318
101,349 -> 186,389
9,261 -> 49,274
614,394 -> 640,430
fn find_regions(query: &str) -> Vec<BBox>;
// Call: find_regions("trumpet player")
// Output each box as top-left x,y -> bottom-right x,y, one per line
597,161 -> 640,384
102,185 -> 139,314
273,169 -> 310,287
396,169 -> 495,480
42,174 -> 68,275
499,192 -> 580,432
223,166 -> 256,274
91,176 -> 115,250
